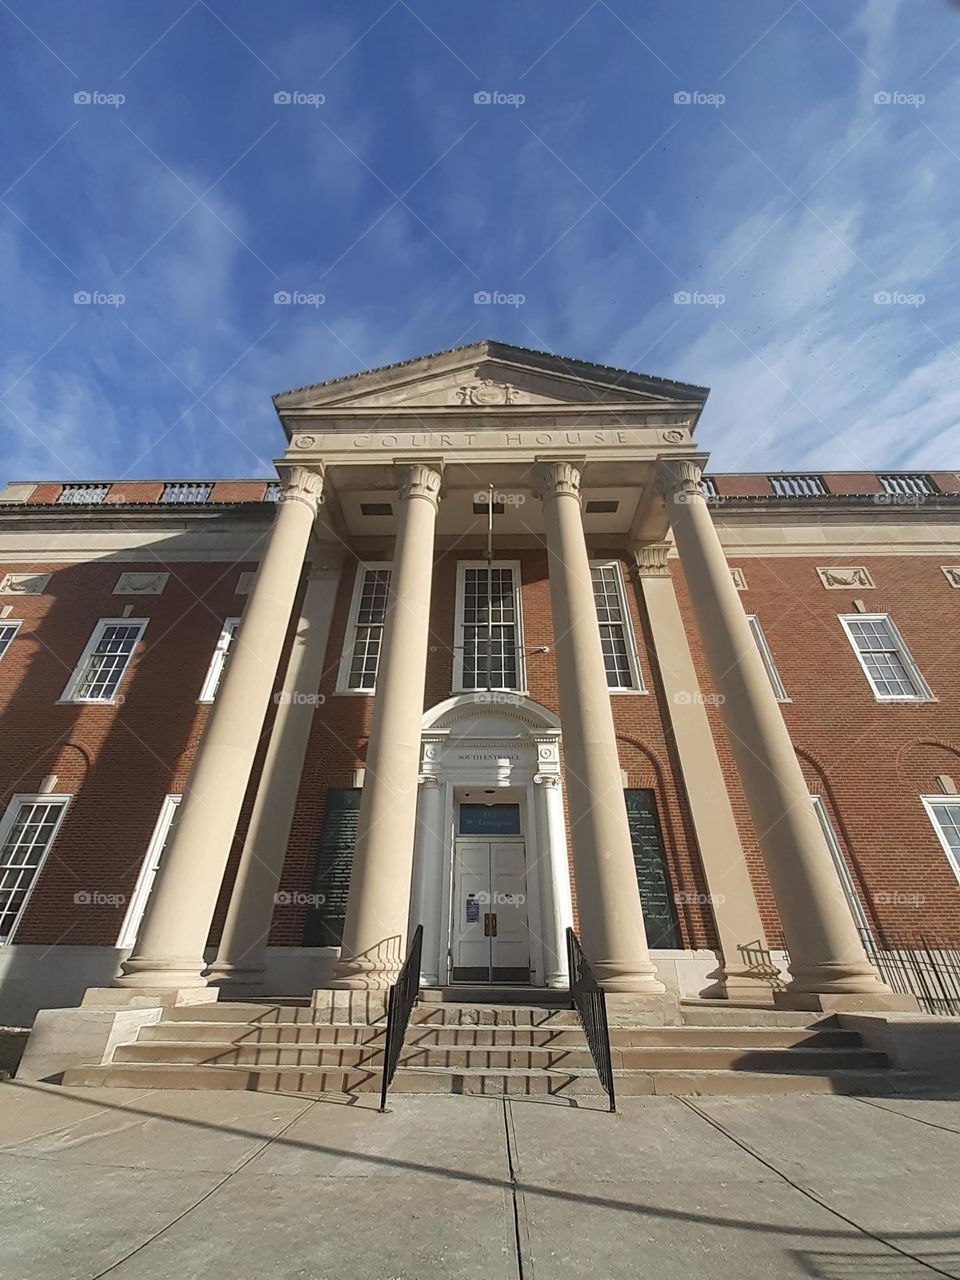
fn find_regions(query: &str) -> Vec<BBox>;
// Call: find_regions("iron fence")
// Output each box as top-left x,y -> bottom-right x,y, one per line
861,931 -> 960,1016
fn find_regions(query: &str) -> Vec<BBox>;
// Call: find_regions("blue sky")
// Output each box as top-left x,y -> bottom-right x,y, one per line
2,0 -> 959,481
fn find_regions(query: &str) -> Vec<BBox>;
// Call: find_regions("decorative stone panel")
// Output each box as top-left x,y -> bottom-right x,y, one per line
940,566 -> 960,589
0,572 -> 50,595
730,567 -> 747,591
236,571 -> 257,594
816,566 -> 875,590
113,572 -> 169,595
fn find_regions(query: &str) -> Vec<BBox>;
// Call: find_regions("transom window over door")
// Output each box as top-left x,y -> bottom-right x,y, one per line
455,562 -> 525,691
590,562 -> 643,690
338,564 -> 391,692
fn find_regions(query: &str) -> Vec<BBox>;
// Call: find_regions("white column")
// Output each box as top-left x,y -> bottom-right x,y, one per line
408,775 -> 446,987
206,553 -> 343,992
533,773 -> 574,988
661,459 -> 905,1010
115,466 -> 323,991
537,460 -> 664,994
331,461 -> 442,989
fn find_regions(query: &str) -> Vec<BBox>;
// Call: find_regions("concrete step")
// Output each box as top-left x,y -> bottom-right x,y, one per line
61,1060 -> 918,1098
136,1022 -> 862,1050
112,1040 -> 891,1072
680,1007 -> 836,1028
419,986 -> 573,1006
112,1039 -> 888,1071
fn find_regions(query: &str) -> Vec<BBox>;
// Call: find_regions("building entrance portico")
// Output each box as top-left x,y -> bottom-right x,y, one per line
410,693 -> 573,989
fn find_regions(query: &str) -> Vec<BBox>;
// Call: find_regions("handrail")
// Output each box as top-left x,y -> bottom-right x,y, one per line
566,928 -> 616,1112
379,924 -> 423,1112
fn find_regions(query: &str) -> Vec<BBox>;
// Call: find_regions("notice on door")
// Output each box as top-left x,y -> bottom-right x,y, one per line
465,895 -> 480,923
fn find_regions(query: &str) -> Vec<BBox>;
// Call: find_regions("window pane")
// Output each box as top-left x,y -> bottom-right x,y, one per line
75,624 -> 142,700
303,788 -> 360,946
0,800 -> 66,941
624,790 -> 680,948
591,565 -> 638,690
0,622 -> 19,661
845,616 -> 925,699
348,569 -> 390,689
460,567 -> 520,690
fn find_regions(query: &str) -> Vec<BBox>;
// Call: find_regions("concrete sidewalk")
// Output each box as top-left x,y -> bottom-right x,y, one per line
1,1082 -> 959,1279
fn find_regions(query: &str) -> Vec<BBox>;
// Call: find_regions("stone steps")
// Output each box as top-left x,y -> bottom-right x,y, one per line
61,1060 -> 915,1098
110,1039 -> 887,1072
135,1021 -> 862,1049
59,995 -> 916,1098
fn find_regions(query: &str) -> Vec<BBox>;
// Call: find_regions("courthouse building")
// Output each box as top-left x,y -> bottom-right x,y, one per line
1,341 -> 960,1029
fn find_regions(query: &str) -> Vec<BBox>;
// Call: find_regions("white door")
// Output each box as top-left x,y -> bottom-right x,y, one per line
452,839 -> 529,982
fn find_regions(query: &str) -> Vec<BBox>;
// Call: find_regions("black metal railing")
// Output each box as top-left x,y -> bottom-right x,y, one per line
566,928 -> 616,1112
379,924 -> 423,1112
861,931 -> 960,1016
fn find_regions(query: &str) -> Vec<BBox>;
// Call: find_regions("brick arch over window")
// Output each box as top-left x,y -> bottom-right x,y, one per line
894,739 -> 960,795
615,734 -> 717,949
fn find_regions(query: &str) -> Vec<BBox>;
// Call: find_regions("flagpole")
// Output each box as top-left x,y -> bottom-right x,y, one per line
486,483 -> 494,692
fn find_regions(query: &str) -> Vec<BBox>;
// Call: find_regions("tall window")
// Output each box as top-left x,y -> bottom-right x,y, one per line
198,618 -> 240,702
303,788 -> 360,946
117,795 -> 181,948
455,562 -> 524,691
339,564 -> 391,692
0,794 -> 70,942
61,619 -> 146,703
746,614 -> 788,701
839,615 -> 932,702
922,797 -> 960,888
591,562 -> 643,691
0,620 -> 22,662
624,790 -> 680,948
811,795 -> 871,939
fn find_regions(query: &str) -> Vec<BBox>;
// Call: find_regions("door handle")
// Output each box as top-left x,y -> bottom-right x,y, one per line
491,912 -> 498,937
483,913 -> 490,937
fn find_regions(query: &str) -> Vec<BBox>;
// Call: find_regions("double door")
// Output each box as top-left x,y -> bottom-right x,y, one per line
451,840 -> 529,982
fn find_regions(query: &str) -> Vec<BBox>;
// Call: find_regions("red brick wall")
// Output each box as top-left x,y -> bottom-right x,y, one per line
673,552 -> 960,943
3,539 -> 959,956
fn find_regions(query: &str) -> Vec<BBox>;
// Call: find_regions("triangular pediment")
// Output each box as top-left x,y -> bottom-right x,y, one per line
273,341 -> 708,412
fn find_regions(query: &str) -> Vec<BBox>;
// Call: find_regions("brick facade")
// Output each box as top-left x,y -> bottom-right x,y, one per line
2,474 -> 960,964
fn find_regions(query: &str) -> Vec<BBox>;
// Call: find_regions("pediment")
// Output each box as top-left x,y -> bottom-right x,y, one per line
274,341 -> 708,413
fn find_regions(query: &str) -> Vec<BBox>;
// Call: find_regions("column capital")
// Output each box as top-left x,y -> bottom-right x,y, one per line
533,773 -> 562,788
400,462 -> 442,509
656,458 -> 703,503
418,773 -> 442,788
631,543 -> 671,578
278,465 -> 324,515
535,460 -> 583,503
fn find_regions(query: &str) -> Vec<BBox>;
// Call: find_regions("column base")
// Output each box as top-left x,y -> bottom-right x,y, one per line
775,990 -> 920,1013
203,962 -> 265,994
590,958 -> 666,994
114,956 -> 209,990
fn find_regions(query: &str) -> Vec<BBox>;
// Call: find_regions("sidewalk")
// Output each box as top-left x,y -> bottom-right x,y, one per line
1,1082 -> 959,1278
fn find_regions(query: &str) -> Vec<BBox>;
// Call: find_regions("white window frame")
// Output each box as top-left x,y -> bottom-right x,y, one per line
453,560 -> 527,693
0,793 -> 71,943
921,797 -> 960,889
811,795 -> 872,940
746,614 -> 789,702
0,618 -> 22,662
117,794 -> 181,948
590,560 -> 644,693
839,614 -> 933,702
60,618 -> 147,704
198,617 -> 240,703
337,562 -> 393,694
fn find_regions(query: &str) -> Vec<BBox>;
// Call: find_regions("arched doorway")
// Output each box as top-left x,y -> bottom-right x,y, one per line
410,693 -> 573,988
